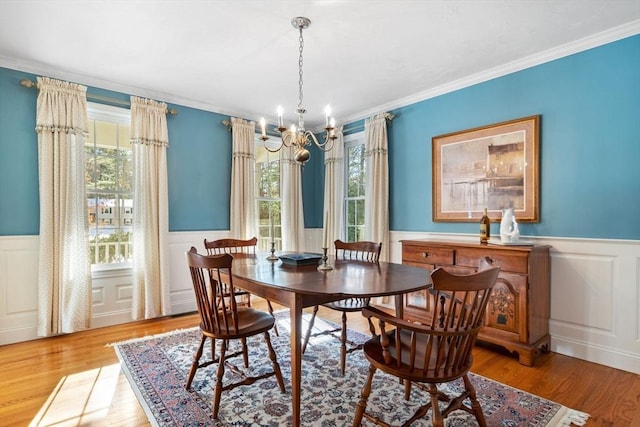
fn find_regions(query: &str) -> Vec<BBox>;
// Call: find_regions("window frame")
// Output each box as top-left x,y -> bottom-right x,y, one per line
343,131 -> 366,242
86,102 -> 133,272
254,133 -> 282,252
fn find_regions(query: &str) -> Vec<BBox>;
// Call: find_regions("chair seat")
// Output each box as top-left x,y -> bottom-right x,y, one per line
201,307 -> 276,340
322,297 -> 369,312
363,329 -> 474,384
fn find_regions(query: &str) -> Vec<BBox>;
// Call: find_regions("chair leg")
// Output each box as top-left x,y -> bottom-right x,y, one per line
186,334 -> 206,390
263,331 -> 286,393
404,379 -> 412,400
427,383 -> 444,427
340,311 -> 348,376
352,364 -> 376,426
212,339 -> 227,420
463,374 -> 487,427
241,337 -> 249,368
267,300 -> 279,336
302,305 -> 319,353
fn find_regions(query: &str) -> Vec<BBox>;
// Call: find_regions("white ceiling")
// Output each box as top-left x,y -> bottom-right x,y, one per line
0,1 -> 638,129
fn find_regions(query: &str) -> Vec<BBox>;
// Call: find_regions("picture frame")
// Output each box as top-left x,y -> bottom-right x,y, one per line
432,115 -> 540,223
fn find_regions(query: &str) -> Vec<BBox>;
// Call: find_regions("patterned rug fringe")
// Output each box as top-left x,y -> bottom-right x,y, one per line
554,408 -> 591,426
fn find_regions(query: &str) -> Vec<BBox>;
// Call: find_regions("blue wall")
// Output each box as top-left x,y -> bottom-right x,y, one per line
348,35 -> 639,240
0,67 -> 321,235
1,35 -> 639,239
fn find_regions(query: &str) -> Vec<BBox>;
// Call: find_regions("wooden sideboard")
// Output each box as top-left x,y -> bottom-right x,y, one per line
401,239 -> 551,366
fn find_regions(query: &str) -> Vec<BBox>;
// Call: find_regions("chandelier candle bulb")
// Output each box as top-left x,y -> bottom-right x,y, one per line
260,118 -> 266,138
325,105 -> 331,126
277,106 -> 284,127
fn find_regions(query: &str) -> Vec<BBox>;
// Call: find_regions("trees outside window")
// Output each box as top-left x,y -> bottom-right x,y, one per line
345,133 -> 366,242
255,143 -> 281,251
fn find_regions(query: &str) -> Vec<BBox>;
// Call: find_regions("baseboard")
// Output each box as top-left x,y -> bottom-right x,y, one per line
551,335 -> 640,374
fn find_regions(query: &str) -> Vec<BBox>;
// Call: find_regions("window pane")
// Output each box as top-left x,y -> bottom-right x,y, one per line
255,143 -> 281,251
117,149 -> 133,191
344,138 -> 366,243
86,105 -> 132,265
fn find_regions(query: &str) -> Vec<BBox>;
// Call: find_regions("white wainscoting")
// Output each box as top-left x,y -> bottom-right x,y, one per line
0,231 -> 227,345
2,231 -> 639,375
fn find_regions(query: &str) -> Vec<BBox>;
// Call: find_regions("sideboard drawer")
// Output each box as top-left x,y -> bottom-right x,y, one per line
456,248 -> 529,274
402,245 -> 454,266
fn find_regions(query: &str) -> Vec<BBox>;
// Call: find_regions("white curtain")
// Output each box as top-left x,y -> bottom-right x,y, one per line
280,140 -> 304,251
36,76 -> 92,336
365,113 -> 390,261
130,96 -> 170,320
229,117 -> 256,239
323,127 -> 344,251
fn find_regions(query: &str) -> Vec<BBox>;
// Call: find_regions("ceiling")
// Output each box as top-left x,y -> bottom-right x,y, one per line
0,1 -> 638,129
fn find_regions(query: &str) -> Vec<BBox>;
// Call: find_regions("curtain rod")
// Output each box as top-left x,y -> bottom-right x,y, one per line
340,112 -> 396,134
19,78 -> 178,115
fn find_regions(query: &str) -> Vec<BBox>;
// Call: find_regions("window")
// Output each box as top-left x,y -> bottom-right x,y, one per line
255,138 -> 281,252
85,102 -> 132,265
344,132 -> 366,241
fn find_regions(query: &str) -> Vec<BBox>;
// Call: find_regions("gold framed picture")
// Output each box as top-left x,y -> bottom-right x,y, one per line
432,115 -> 540,223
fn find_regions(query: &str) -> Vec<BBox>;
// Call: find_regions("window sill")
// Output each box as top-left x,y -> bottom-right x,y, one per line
91,261 -> 133,279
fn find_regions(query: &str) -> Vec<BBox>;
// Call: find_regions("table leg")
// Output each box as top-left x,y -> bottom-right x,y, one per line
289,293 -> 303,427
395,294 -> 404,319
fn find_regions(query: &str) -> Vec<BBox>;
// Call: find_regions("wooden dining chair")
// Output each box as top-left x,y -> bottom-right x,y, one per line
204,237 -> 278,336
352,258 -> 500,427
184,247 -> 286,419
302,239 -> 382,375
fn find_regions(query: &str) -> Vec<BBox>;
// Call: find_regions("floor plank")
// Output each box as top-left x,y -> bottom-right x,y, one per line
0,299 -> 636,426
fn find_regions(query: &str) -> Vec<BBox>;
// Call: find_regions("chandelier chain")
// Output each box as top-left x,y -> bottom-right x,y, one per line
298,27 -> 304,112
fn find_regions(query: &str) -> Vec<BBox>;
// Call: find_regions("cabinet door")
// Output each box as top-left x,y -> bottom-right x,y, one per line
405,262 -> 435,312
484,272 -> 527,342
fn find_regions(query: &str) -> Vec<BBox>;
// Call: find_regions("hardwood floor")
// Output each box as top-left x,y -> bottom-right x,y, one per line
1,299 -> 637,426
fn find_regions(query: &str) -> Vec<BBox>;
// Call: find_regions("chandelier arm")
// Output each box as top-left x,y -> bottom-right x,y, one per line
280,131 -> 296,148
303,130 -> 336,152
263,141 -> 283,153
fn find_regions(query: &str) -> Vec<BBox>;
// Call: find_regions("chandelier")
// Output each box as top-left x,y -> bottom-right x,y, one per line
259,17 -> 337,163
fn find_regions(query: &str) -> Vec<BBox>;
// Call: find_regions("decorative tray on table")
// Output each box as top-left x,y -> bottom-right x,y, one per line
278,253 -> 323,266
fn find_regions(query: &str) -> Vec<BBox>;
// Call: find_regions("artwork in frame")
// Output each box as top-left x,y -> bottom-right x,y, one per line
432,115 -> 540,223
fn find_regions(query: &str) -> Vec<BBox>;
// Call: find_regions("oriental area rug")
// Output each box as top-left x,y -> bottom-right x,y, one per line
113,311 -> 589,426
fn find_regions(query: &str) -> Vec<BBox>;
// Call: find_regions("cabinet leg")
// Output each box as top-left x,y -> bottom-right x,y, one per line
515,335 -> 551,366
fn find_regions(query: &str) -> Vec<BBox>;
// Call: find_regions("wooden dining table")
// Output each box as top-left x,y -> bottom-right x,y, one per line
228,253 -> 431,427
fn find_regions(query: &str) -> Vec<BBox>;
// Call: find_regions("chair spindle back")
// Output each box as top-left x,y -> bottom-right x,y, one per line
186,247 -> 239,336
334,239 -> 382,262
204,237 -> 258,255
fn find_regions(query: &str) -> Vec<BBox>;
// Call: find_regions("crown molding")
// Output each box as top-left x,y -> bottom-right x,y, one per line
341,20 -> 640,125
2,20 -> 638,124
